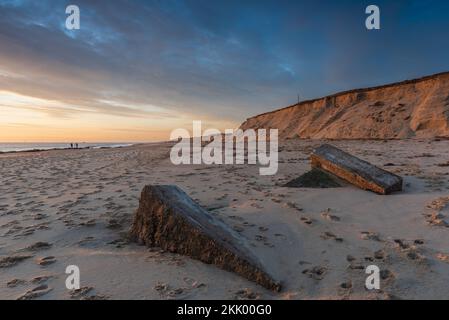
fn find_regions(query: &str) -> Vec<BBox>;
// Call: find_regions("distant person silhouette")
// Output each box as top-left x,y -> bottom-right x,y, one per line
75,143 -> 79,149
70,143 -> 73,149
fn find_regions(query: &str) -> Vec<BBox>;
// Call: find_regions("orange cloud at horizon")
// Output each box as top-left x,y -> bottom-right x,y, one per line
0,91 -> 239,143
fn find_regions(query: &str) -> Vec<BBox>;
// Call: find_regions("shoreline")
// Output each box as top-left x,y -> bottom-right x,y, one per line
2,136 -> 448,156
0,143 -> 139,155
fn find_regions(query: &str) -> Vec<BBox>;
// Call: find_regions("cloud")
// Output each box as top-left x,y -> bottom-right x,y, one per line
0,0 -> 449,140
0,90 -> 178,120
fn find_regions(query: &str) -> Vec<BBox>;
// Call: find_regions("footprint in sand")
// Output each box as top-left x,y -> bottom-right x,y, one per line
360,231 -> 381,241
79,219 -> 96,227
36,256 -> 57,266
31,275 -> 55,284
69,286 -> 93,299
414,239 -> 425,245
250,202 -> 263,209
7,279 -> 27,288
154,282 -> 169,293
167,288 -> 186,298
70,286 -> 109,300
183,277 -> 206,289
393,239 -> 427,263
284,201 -> 303,211
33,213 -> 48,220
234,288 -> 260,300
0,255 -> 33,268
380,269 -> 395,283
424,196 -> 449,227
347,257 -> 366,270
228,215 -> 244,222
17,284 -> 52,300
242,221 -> 255,227
338,281 -> 353,297
405,249 -> 427,262
424,212 -> 448,227
14,227 -> 35,238
154,281 -> 201,299
393,238 -> 410,250
7,274 -> 54,288
320,208 -> 341,222
436,253 -> 449,263
274,233 -> 287,240
23,241 -> 52,252
320,231 -> 343,242
300,216 -> 313,225
302,266 -> 327,280
373,249 -> 386,260
254,234 -> 274,247
346,255 -> 356,262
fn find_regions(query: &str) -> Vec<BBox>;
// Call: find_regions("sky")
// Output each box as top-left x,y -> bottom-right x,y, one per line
1,0 -> 449,142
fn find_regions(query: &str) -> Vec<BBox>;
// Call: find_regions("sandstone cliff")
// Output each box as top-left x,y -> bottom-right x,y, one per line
240,72 -> 449,139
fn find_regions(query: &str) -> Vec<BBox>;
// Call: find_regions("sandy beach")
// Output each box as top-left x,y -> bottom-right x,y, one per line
1,139 -> 448,300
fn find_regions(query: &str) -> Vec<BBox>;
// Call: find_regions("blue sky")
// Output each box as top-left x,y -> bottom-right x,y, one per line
1,0 -> 449,141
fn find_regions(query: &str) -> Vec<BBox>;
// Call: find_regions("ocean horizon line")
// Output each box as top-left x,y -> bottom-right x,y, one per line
0,142 -> 143,153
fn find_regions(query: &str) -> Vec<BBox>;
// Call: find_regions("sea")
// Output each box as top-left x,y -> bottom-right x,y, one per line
0,142 -> 134,153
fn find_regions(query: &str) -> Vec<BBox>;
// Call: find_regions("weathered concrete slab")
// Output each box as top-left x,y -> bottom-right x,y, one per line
130,185 -> 281,291
311,144 -> 402,194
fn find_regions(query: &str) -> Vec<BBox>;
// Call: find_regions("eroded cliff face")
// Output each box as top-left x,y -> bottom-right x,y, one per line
240,72 -> 449,139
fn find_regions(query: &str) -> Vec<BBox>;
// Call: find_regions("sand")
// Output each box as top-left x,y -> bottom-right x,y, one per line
1,139 -> 449,300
